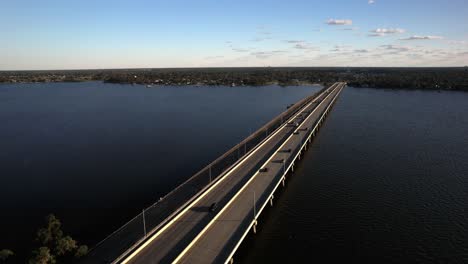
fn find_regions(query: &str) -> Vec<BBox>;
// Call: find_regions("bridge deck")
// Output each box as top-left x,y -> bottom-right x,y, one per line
123,82 -> 345,264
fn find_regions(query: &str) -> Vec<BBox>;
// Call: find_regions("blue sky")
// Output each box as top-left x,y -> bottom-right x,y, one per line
1,0 -> 468,70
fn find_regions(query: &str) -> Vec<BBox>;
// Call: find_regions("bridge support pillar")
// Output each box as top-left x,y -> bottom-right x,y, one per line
282,177 -> 285,187
270,196 -> 274,206
229,258 -> 234,264
253,220 -> 258,234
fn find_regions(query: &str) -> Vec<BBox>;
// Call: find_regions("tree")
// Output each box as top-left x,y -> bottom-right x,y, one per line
31,214 -> 88,262
29,247 -> 55,264
36,215 -> 63,246
0,249 -> 14,262
55,236 -> 77,256
75,245 -> 88,258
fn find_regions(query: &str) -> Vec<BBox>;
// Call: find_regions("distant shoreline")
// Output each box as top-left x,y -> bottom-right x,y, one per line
1,67 -> 467,91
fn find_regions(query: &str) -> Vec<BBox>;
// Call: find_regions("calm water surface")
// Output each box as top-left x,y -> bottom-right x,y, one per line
237,87 -> 468,263
0,82 -> 319,260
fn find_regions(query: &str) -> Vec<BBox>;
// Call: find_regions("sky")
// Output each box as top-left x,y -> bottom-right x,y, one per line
1,0 -> 468,70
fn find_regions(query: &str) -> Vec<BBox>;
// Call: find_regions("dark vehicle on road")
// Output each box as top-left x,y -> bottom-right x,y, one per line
209,202 -> 218,212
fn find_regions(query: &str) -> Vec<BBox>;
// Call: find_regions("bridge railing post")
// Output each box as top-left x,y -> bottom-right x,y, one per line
253,191 -> 256,219
209,166 -> 212,183
142,209 -> 147,238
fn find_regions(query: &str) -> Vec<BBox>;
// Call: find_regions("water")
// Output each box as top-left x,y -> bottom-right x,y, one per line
0,82 -> 320,261
236,87 -> 468,263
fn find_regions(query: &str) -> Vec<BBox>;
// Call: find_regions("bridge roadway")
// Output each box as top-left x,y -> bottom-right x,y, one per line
122,82 -> 345,264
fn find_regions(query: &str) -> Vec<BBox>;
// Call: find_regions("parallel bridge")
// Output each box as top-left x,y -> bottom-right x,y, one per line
83,82 -> 346,264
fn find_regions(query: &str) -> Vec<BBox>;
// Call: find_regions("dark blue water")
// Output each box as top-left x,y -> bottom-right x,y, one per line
236,87 -> 468,263
0,82 -> 320,261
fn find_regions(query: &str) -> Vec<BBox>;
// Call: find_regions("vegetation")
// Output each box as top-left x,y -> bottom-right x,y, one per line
27,214 -> 87,264
0,67 -> 467,91
0,249 -> 14,262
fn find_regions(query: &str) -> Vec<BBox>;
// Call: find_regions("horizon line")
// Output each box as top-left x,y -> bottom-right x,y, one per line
2,65 -> 467,72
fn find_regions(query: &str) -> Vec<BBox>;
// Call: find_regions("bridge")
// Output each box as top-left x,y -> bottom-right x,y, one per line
82,82 -> 346,264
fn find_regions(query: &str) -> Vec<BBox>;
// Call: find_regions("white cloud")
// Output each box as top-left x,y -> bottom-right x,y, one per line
232,48 -> 250,52
326,19 -> 353,26
448,40 -> 468,46
380,45 -> 411,52
372,28 -> 405,34
369,28 -> 405,37
250,50 -> 287,59
250,52 -> 270,59
400,35 -> 443,40
251,37 -> 272,42
285,40 -> 305,44
293,43 -> 319,51
368,0 -> 375,4
330,45 -> 352,52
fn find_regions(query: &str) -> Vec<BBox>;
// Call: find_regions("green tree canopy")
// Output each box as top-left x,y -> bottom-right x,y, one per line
0,249 -> 14,262
75,245 -> 88,258
29,247 -> 55,264
36,214 -> 63,246
29,214 -> 88,263
55,236 -> 77,256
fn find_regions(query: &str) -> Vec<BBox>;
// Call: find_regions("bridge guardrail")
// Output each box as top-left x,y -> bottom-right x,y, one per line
81,85 -> 328,263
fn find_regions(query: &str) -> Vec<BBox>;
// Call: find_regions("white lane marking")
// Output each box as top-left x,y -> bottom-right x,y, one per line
172,83 -> 342,264
121,84 -> 338,263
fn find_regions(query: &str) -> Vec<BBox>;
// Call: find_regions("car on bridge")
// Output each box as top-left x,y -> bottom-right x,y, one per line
209,202 -> 218,212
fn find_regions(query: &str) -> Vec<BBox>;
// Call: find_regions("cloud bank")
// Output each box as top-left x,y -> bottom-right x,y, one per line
400,35 -> 443,40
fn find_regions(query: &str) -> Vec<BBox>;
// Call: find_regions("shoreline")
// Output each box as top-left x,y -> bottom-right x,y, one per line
0,67 -> 466,91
